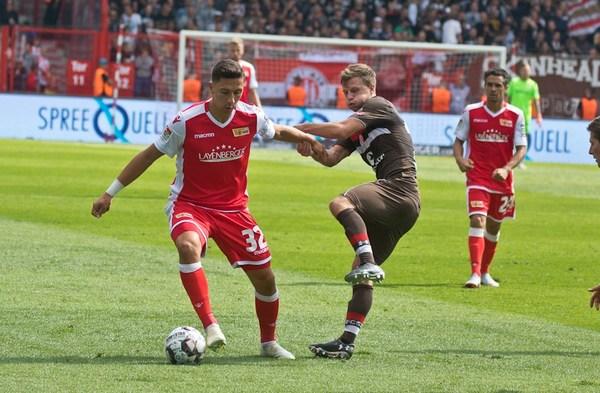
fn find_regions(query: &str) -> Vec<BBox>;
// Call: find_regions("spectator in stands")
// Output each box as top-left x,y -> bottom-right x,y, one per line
183,71 -> 201,102
134,47 -> 154,98
228,37 -> 261,107
13,60 -> 26,91
286,75 -> 307,107
37,48 -> 50,93
154,1 -> 175,31
442,5 -> 462,44
431,81 -> 451,113
20,41 -> 35,74
108,6 -> 120,32
195,0 -> 221,30
140,3 -> 155,32
577,87 -> 598,121
26,61 -> 38,92
122,4 -> 143,37
0,0 -> 18,25
93,58 -> 113,98
449,74 -> 471,115
43,0 -> 61,26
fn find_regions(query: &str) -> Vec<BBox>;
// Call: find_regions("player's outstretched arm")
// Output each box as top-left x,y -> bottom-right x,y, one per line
453,138 -> 474,172
272,124 -> 323,151
295,118 -> 364,140
589,284 -> 600,310
91,144 -> 164,218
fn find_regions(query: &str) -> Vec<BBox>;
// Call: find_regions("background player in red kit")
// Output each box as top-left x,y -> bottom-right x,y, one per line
229,37 -> 261,107
91,59 -> 321,359
453,68 -> 527,289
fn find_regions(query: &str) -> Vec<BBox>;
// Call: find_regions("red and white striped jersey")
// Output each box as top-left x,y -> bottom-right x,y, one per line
154,99 -> 275,211
239,59 -> 258,104
455,101 -> 526,194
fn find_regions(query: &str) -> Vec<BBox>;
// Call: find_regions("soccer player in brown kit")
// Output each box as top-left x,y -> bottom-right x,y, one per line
296,63 -> 420,359
92,59 -> 322,359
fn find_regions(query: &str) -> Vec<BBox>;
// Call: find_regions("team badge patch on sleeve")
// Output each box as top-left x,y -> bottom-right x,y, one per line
232,127 -> 250,137
161,127 -> 173,143
499,119 -> 513,127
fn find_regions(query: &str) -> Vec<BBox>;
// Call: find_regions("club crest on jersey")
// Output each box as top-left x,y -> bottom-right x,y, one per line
232,127 -> 250,137
161,127 -> 172,142
499,119 -> 513,127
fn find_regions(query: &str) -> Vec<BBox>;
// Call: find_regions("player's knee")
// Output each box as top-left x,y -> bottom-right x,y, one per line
175,235 -> 202,261
329,196 -> 354,216
469,215 -> 486,228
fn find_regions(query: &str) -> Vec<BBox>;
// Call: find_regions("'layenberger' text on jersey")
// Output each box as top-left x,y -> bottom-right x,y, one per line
455,101 -> 527,194
154,100 -> 275,211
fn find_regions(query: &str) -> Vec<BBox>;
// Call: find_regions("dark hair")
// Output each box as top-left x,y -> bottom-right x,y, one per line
211,59 -> 244,83
588,116 -> 600,141
484,67 -> 510,86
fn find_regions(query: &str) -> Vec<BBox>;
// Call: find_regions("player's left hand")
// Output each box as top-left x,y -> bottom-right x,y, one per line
492,167 -> 510,181
589,284 -> 600,310
536,115 -> 543,126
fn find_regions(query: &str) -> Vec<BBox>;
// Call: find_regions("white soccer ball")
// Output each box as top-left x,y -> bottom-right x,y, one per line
164,326 -> 206,365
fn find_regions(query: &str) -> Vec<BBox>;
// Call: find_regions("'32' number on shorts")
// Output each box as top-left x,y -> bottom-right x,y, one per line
498,196 -> 515,213
241,226 -> 267,252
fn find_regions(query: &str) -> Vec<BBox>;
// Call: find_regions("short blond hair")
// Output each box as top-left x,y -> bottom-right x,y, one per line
340,63 -> 376,90
230,37 -> 244,48
588,116 -> 600,141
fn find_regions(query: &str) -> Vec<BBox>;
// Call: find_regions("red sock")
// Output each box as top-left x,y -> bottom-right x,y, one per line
468,228 -> 485,275
179,262 -> 217,328
255,291 -> 279,343
481,233 -> 499,274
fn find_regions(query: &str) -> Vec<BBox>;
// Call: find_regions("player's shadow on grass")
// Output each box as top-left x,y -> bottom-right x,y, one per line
279,281 -> 347,287
381,283 -> 458,288
392,349 -> 600,357
0,355 -> 293,366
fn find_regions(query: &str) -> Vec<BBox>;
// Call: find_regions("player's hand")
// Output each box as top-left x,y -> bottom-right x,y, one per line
456,158 -> 474,172
296,141 -> 312,157
492,167 -> 510,181
589,284 -> 600,310
309,139 -> 325,157
91,193 -> 113,218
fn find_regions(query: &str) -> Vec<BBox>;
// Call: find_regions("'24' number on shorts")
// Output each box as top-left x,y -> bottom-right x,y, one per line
498,196 -> 515,214
241,226 -> 267,252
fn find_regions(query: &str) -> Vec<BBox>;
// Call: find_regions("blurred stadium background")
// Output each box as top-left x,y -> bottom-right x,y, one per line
0,0 -> 598,164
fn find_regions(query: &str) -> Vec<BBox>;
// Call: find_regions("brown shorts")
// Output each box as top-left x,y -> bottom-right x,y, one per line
343,178 -> 420,264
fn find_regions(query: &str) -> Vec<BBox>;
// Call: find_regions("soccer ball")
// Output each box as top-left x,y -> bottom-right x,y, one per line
164,326 -> 206,365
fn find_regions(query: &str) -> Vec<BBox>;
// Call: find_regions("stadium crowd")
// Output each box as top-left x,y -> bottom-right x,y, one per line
104,0 -> 600,57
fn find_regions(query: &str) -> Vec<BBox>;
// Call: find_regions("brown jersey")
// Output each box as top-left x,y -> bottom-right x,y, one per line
339,96 -> 417,180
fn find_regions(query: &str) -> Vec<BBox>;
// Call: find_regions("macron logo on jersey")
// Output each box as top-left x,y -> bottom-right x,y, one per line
474,129 -> 509,143
198,145 -> 247,162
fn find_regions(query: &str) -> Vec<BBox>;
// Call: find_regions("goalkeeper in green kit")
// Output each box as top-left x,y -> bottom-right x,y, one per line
507,60 -> 542,168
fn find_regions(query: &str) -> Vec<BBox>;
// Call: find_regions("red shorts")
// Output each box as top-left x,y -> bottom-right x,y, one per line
467,188 -> 516,222
168,200 -> 271,270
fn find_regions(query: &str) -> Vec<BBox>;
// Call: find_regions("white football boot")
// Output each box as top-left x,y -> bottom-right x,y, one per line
205,323 -> 227,351
260,341 -> 296,360
481,273 -> 500,288
464,273 -> 481,288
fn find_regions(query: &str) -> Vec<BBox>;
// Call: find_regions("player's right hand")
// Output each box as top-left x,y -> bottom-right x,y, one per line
456,158 -> 474,172
296,141 -> 312,157
91,193 -> 113,218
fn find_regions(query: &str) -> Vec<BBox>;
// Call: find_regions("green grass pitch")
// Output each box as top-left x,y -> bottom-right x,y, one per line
1,139 -> 599,392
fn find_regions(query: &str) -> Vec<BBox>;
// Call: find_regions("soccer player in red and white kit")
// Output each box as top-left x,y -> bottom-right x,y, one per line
91,59 -> 321,359
453,68 -> 527,288
229,37 -> 261,107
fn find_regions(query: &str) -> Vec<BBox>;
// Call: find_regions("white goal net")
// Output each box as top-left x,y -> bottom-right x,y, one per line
177,31 -> 506,113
